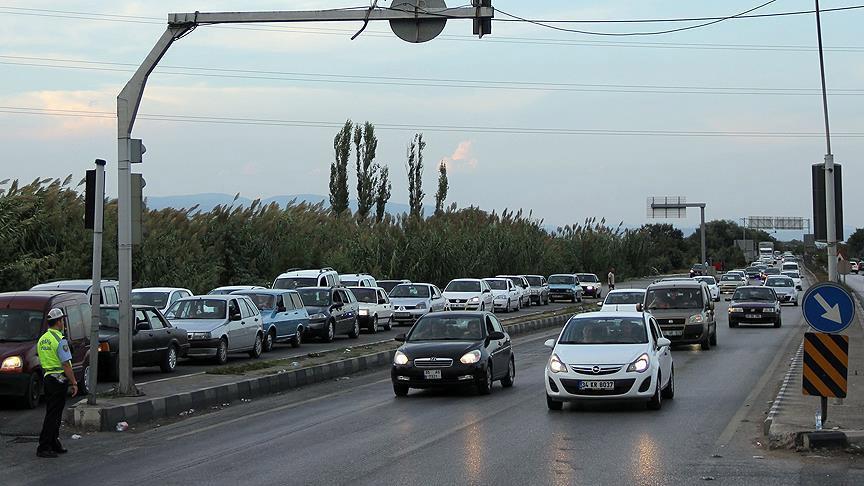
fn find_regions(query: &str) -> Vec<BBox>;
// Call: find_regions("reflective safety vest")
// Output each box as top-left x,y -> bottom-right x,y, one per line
37,329 -> 64,376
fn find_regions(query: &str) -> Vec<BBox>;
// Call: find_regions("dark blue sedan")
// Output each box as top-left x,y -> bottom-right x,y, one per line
233,289 -> 310,351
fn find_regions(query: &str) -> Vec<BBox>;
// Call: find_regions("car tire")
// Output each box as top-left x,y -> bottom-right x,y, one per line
369,316 -> 379,334
291,328 -> 303,348
323,320 -> 336,343
263,330 -> 275,353
393,384 -> 409,397
700,332 -> 711,351
709,327 -> 717,346
248,333 -> 263,359
504,300 -> 511,313
647,373 -> 662,410
215,338 -> 229,365
501,357 -> 515,388
546,395 -> 563,411
79,365 -> 91,396
477,363 -> 493,395
774,318 -> 782,328
729,320 -> 738,328
160,344 -> 178,373
21,372 -> 41,409
348,318 -> 360,339
661,366 -> 675,399
383,317 -> 392,332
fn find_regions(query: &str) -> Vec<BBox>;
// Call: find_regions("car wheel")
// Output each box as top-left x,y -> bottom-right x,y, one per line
477,363 -> 493,395
546,395 -> 563,411
729,320 -> 738,328
215,338 -> 229,365
647,373 -> 662,410
504,299 -> 511,313
21,373 -> 41,409
263,330 -> 275,353
369,316 -> 379,334
324,320 -> 336,342
709,327 -> 717,346
501,357 -> 515,388
160,344 -> 178,373
700,331 -> 711,351
662,366 -> 675,399
774,317 -> 782,328
248,333 -> 263,359
79,365 -> 91,396
393,383 -> 409,397
291,328 -> 303,348
383,317 -> 392,332
348,318 -> 360,339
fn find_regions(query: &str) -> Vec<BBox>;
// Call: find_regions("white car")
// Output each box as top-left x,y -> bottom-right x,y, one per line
781,270 -> 803,291
273,268 -> 340,289
443,278 -> 494,312
496,275 -> 531,308
348,286 -> 393,333
694,276 -> 720,302
340,273 -> 377,288
483,278 -> 522,313
544,312 -> 674,411
131,287 -> 193,313
598,289 -> 647,312
763,276 -> 799,306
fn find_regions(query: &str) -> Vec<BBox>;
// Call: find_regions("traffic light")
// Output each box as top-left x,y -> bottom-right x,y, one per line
812,163 -> 843,242
473,0 -> 492,37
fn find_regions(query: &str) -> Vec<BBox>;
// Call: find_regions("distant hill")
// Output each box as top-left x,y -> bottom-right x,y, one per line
145,193 -> 428,217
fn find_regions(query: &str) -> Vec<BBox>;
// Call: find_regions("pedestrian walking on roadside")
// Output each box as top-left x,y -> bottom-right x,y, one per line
607,267 -> 616,291
36,308 -> 78,458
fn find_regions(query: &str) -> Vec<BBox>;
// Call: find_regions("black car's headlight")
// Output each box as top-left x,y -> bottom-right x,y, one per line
459,350 -> 482,364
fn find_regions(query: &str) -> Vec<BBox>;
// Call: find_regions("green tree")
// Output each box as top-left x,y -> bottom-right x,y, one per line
406,133 -> 425,219
354,121 -> 378,219
375,165 -> 391,223
434,161 -> 448,215
847,228 -> 864,258
329,120 -> 352,214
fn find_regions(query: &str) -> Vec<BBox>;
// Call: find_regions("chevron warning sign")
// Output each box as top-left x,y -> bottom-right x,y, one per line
803,332 -> 849,398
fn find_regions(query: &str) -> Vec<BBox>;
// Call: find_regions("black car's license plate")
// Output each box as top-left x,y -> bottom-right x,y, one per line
424,370 -> 442,380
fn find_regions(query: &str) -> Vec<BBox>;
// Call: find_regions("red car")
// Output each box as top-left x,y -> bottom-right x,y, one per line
0,291 -> 92,408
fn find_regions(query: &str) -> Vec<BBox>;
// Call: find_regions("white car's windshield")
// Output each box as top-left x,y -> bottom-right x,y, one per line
131,291 -> 170,308
559,317 -> 648,345
577,274 -> 599,283
765,278 -> 793,288
391,285 -> 430,298
166,299 -> 226,319
445,281 -> 481,293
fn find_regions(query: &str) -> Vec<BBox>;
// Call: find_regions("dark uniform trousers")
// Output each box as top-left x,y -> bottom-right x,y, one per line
38,374 -> 68,452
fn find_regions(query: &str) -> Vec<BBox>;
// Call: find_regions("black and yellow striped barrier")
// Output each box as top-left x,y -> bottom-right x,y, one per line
803,332 -> 849,398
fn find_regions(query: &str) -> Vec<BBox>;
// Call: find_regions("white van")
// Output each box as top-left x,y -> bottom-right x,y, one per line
273,268 -> 340,289
781,262 -> 800,273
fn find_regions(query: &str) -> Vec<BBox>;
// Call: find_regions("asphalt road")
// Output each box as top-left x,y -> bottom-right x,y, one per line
6,275 -> 862,485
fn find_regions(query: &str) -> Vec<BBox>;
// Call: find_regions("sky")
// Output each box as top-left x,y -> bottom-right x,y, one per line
1,1 -> 862,235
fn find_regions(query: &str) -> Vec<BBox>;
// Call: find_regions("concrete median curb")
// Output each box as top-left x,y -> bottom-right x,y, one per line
66,309 -> 576,431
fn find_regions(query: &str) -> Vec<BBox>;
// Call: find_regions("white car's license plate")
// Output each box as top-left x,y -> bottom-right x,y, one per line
746,314 -> 761,319
580,380 -> 614,390
424,370 -> 442,380
664,330 -> 683,336
395,313 -> 410,319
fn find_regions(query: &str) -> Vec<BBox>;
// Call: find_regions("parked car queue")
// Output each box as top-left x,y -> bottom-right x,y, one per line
0,270 -> 605,408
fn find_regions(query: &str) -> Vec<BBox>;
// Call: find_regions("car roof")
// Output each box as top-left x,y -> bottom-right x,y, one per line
346,286 -> 384,292
177,295 -> 246,301
101,304 -> 157,310
648,280 -> 703,289
394,282 -> 432,287
231,289 -> 296,295
572,311 -> 645,319
422,310 -> 489,319
30,280 -> 117,292
448,278 -> 482,282
607,288 -> 646,294
133,287 -> 190,292
0,291 -> 78,306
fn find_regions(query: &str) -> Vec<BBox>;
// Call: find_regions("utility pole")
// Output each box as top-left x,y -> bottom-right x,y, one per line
86,160 -> 106,404
815,0 -> 838,282
113,1 -> 494,395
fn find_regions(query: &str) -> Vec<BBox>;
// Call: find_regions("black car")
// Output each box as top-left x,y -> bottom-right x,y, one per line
743,266 -> 762,281
689,264 -> 707,278
296,287 -> 360,342
98,305 -> 190,380
391,311 -> 514,396
726,286 -> 782,328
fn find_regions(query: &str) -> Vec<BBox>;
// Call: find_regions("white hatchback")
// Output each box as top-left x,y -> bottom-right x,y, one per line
545,312 -> 674,410
598,289 -> 647,312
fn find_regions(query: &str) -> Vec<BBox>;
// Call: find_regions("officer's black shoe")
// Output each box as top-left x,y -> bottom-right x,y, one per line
52,442 -> 68,454
36,449 -> 58,458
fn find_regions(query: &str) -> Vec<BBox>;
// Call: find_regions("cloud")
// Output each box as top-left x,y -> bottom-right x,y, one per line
439,140 -> 477,172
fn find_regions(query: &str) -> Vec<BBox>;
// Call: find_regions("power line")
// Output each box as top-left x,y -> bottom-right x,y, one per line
0,6 -> 862,52
494,1 -> 784,37
2,105 -> 863,139
2,54 -> 863,97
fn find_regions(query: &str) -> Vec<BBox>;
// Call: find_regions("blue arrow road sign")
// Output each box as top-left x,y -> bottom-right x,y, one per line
802,282 -> 856,333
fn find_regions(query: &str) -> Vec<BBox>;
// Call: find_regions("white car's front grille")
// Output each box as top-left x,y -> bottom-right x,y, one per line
571,364 -> 623,375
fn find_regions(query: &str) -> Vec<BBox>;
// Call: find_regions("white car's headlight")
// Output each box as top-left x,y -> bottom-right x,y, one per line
469,297 -> 480,303
548,353 -> 566,373
459,350 -> 482,364
495,295 -> 507,301
416,302 -> 427,310
627,353 -> 650,373
309,313 -> 327,320
394,351 -> 409,365
1,356 -> 23,371
188,332 -> 211,340
688,314 -> 704,323
586,285 -> 594,290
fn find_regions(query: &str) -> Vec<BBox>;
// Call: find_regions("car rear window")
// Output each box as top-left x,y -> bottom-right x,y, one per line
131,291 -> 170,308
645,287 -> 704,310
604,292 -> 645,305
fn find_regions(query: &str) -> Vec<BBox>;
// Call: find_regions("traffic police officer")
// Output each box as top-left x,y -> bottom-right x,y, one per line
36,308 -> 78,458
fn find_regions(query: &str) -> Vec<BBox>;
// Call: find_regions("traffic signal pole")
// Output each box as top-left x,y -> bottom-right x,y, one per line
814,0 -> 838,283
114,2 -> 494,396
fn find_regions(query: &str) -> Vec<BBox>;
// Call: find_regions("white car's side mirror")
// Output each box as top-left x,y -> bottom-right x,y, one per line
544,339 -> 555,348
657,337 -> 671,348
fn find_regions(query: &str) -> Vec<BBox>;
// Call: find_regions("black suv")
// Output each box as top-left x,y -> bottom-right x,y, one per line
296,287 -> 360,342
